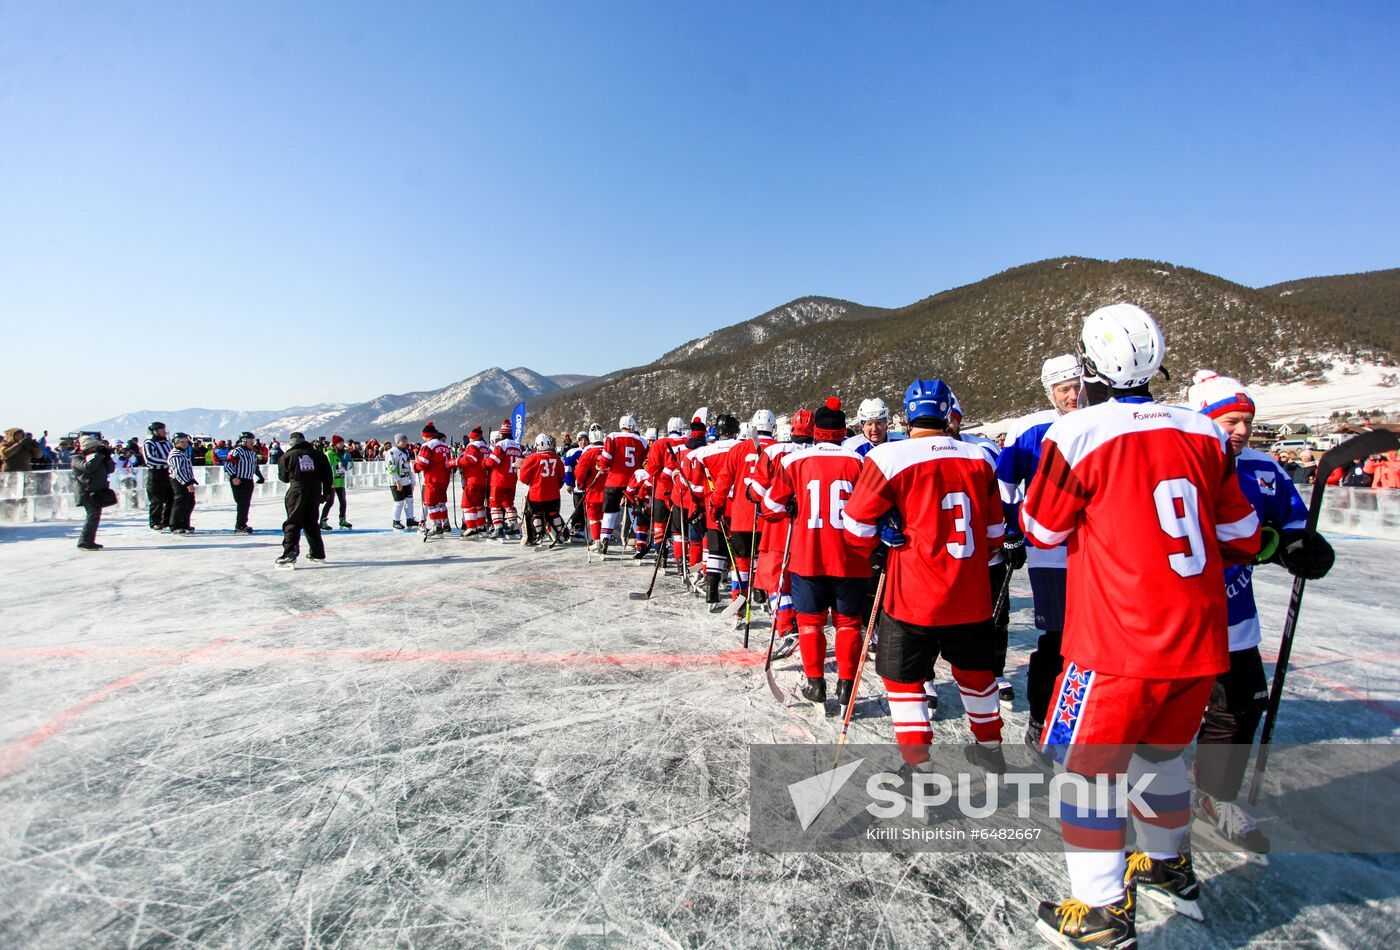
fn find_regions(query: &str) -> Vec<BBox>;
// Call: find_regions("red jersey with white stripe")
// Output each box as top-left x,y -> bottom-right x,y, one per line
667,440 -> 702,510
485,439 -> 524,488
517,450 -> 565,502
413,439 -> 452,487
598,431 -> 649,489
1020,398 -> 1261,680
624,466 -> 651,506
451,442 -> 487,482
575,445 -> 606,502
761,442 -> 870,578
753,440 -> 804,556
713,435 -> 777,533
684,438 -> 739,529
843,436 -> 1005,626
645,435 -> 684,500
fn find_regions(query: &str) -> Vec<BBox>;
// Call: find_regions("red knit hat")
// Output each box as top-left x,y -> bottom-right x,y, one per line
422,421 -> 442,439
499,419 -> 512,436
331,434 -> 344,445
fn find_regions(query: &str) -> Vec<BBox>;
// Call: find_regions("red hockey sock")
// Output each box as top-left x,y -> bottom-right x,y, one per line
950,666 -> 1003,743
796,615 -> 828,679
833,615 -> 863,680
883,677 -> 933,765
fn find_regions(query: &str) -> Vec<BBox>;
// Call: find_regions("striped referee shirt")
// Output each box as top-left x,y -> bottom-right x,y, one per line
167,450 -> 197,486
224,446 -> 262,481
143,437 -> 172,469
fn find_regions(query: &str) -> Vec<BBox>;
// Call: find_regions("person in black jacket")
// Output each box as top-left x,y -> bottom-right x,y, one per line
277,431 -> 335,566
73,436 -> 115,550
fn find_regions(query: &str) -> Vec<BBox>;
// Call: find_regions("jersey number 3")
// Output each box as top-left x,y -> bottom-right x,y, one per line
1153,478 -> 1206,577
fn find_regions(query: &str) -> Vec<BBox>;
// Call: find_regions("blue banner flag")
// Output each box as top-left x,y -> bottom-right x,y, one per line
512,402 -> 527,442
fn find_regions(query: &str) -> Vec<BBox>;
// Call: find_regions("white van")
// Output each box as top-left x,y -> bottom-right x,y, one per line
1269,439 -> 1310,455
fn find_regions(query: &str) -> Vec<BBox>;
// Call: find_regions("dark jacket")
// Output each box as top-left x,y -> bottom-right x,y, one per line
2,428 -> 44,472
279,440 -> 335,498
73,448 -> 115,501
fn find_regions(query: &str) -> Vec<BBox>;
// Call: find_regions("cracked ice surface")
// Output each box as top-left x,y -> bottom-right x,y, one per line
1,488 -> 1399,947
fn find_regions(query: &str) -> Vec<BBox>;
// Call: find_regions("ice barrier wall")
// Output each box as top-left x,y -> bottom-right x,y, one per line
0,462 -> 394,523
2,467 -> 1399,541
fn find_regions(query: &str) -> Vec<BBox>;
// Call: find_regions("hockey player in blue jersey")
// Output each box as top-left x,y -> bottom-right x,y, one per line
564,431 -> 586,538
994,354 -> 1081,739
841,397 -> 908,457
1186,370 -> 1335,862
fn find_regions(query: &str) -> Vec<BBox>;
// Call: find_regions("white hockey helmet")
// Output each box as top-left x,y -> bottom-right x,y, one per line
857,397 -> 889,423
1079,303 -> 1166,389
534,432 -> 554,450
643,426 -> 658,441
619,414 -> 638,432
774,415 -> 792,442
489,430 -> 502,444
588,423 -> 605,444
666,416 -> 684,435
1040,353 -> 1081,391
738,422 -> 752,440
750,409 -> 776,434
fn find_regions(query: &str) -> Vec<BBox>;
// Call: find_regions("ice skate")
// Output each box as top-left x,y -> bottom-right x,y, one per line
1034,893 -> 1136,949
392,520 -> 406,530
1124,851 -> 1203,920
963,742 -> 1007,774
1192,793 -> 1270,865
319,520 -> 333,531
339,517 -> 352,529
800,676 -> 826,704
275,555 -> 296,571
768,632 -> 799,661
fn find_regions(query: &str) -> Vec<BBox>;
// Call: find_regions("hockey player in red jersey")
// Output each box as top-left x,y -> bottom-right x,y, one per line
643,417 -> 686,561
483,420 -> 525,539
1021,304 -> 1261,947
713,409 -> 778,611
574,425 -> 607,546
413,422 -> 453,536
683,413 -> 741,606
751,410 -> 813,659
761,398 -> 869,707
842,379 -> 1007,771
595,415 -> 649,554
623,465 -> 652,556
517,433 -> 568,547
454,425 -> 490,537
667,419 -> 709,578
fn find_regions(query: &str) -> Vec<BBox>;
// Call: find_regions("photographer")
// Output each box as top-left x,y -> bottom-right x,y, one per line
73,436 -> 116,550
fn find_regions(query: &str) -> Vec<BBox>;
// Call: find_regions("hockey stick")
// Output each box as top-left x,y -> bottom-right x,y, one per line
763,518 -> 796,690
630,503 -> 677,600
1247,428 -> 1398,805
835,567 -> 889,767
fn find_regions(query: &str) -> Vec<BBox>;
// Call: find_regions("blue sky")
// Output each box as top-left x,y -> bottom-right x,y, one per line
2,1 -> 1397,432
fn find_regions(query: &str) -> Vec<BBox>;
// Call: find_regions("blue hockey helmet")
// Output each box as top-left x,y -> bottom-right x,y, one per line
904,379 -> 954,427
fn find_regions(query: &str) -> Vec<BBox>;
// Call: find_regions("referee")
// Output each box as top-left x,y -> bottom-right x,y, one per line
142,421 -> 174,531
224,431 -> 265,533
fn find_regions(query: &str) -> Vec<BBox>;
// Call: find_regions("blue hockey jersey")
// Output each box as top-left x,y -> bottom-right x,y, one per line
1227,447 -> 1307,651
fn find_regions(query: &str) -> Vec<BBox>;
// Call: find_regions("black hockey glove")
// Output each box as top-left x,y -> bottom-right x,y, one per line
1002,532 -> 1027,570
1279,530 -> 1334,581
784,498 -> 798,519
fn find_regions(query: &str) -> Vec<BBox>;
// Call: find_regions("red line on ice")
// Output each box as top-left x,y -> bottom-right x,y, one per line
0,645 -> 764,668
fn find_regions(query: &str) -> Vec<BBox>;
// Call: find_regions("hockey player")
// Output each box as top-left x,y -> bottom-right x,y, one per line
483,421 -> 525,538
843,380 -> 1008,771
842,397 -> 908,457
518,433 -> 569,547
760,398 -> 869,706
224,431 -> 265,533
751,409 -> 813,659
1021,305 -> 1260,946
1186,370 -> 1335,862
454,426 -> 491,536
575,424 -> 608,547
713,409 -> 778,609
595,415 -> 648,554
666,419 -> 709,580
564,430 -> 587,536
682,413 -> 741,606
167,433 -> 199,534
643,417 -> 687,561
623,464 -> 652,555
995,354 -> 1081,737
386,434 -> 418,529
413,422 -> 453,536
276,431 -> 334,566
320,435 -> 353,530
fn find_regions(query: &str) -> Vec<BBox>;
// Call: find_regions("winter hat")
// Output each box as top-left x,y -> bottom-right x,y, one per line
331,434 -> 344,445
289,431 -> 305,442
790,409 -> 814,438
80,435 -> 103,452
813,397 -> 846,443
470,426 -> 483,440
689,417 -> 707,435
393,433 -> 409,445
1187,370 -> 1255,419
422,421 -> 443,439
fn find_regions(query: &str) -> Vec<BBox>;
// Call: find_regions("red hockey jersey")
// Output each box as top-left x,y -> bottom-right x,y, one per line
752,440 -> 803,558
761,442 -> 870,578
1020,398 -> 1261,679
644,435 -> 683,500
575,445 -> 607,502
413,439 -> 452,487
518,450 -> 565,502
684,438 -> 739,529
844,436 -> 1005,627
485,439 -> 524,488
454,440 -> 489,484
713,435 -> 777,533
598,431 -> 649,489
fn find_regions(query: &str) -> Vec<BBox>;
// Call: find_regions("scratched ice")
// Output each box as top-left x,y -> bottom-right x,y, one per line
1,488 -> 1398,947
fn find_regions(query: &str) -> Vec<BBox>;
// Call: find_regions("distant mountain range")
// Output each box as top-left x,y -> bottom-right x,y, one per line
529,258 -> 1400,434
83,369 -> 597,441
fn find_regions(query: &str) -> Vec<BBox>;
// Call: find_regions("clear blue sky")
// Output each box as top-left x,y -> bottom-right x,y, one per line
3,1 -> 1397,432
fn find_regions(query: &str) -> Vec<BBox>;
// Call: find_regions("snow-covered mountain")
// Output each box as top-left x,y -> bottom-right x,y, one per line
83,368 -> 598,442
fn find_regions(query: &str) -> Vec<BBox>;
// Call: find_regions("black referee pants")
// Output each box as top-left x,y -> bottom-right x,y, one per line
231,479 -> 255,529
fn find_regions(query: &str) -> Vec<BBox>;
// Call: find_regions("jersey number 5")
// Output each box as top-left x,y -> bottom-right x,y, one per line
804,479 -> 853,529
1153,478 -> 1206,577
624,445 -> 638,468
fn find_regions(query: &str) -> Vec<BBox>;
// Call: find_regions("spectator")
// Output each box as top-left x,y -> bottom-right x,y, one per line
268,438 -> 284,465
320,435 -> 353,530
2,427 -> 44,471
1375,451 -> 1400,490
1291,450 -> 1316,486
72,436 -> 115,550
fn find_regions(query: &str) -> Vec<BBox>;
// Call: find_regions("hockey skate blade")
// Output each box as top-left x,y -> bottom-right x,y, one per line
273,562 -> 295,572
719,595 -> 747,619
1138,884 -> 1204,921
1192,819 -> 1270,866
1034,919 -> 1137,950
